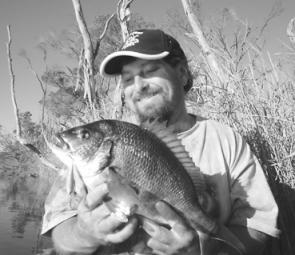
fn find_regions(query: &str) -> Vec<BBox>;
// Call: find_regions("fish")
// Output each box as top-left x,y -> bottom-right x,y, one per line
50,119 -> 245,254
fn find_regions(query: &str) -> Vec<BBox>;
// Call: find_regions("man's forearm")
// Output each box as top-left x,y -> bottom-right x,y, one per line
52,217 -> 100,255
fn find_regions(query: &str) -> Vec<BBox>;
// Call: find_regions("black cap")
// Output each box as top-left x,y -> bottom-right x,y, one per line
99,29 -> 186,76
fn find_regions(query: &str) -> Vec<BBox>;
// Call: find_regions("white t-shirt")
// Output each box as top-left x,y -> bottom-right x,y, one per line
178,118 -> 280,237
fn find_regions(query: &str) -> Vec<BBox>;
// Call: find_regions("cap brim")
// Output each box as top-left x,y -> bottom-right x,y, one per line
99,50 -> 170,76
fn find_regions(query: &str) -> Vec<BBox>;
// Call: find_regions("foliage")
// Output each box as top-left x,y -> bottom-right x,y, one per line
36,13 -> 156,130
0,112 -> 57,252
186,9 -> 295,186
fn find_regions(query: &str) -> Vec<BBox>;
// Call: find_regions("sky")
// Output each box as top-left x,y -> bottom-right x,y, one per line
0,0 -> 294,132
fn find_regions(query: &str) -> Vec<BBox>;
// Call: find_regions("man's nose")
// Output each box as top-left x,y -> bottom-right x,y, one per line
134,75 -> 148,91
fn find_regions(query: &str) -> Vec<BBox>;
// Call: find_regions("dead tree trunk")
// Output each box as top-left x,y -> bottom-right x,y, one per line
72,0 -> 115,111
6,25 -> 22,141
72,0 -> 96,106
6,25 -> 60,171
117,0 -> 134,41
112,0 -> 134,120
181,0 -> 226,87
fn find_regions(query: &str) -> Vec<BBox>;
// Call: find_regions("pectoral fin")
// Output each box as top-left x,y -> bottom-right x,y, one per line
94,139 -> 114,171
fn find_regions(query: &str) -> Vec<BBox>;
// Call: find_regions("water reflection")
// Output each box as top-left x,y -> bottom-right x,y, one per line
0,176 -> 53,255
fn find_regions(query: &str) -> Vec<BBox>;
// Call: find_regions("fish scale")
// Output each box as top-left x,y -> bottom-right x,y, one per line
112,123 -> 197,206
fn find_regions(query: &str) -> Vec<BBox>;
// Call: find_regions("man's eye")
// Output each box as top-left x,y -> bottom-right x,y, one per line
122,76 -> 133,85
144,67 -> 158,75
78,129 -> 90,139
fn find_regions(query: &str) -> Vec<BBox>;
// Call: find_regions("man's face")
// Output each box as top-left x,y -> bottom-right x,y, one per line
121,59 -> 186,123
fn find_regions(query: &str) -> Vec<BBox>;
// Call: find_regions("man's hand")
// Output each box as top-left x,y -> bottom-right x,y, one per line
76,182 -> 138,245
142,201 -> 200,255
52,178 -> 138,254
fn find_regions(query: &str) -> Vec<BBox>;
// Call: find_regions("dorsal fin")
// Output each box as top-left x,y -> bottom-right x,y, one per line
142,120 -> 207,193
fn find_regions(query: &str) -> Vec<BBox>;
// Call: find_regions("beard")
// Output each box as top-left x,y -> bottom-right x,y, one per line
127,96 -> 173,125
137,105 -> 171,124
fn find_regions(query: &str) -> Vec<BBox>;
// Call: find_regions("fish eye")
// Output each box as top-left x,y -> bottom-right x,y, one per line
78,129 -> 90,139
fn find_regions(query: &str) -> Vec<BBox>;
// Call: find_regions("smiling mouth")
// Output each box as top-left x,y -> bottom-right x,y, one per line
135,91 -> 159,102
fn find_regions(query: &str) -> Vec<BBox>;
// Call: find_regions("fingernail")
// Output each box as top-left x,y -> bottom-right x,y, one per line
142,220 -> 156,233
155,200 -> 167,212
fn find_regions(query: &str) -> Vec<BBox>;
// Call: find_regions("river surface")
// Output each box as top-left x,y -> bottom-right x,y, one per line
0,179 -> 53,255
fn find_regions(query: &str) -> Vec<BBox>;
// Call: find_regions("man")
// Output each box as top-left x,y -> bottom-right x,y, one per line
42,29 -> 280,255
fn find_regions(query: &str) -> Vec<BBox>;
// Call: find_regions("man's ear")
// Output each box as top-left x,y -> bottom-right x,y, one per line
176,62 -> 189,89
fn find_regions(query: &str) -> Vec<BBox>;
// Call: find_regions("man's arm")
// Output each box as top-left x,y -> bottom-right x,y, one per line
142,201 -> 199,255
142,201 -> 269,255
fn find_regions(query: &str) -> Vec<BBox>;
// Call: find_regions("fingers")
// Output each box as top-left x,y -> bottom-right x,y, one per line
142,218 -> 172,244
142,202 -> 198,255
105,217 -> 138,244
85,183 -> 109,209
147,238 -> 169,254
90,171 -> 110,186
88,202 -> 111,220
97,212 -> 126,233
156,202 -> 197,247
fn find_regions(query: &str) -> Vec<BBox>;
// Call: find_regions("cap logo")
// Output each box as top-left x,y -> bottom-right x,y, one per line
121,31 -> 143,50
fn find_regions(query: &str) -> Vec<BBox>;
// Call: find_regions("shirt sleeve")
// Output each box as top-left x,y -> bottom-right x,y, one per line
228,130 -> 280,237
41,171 -> 80,235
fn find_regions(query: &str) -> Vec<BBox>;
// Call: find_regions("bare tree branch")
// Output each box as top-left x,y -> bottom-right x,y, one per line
75,48 -> 84,92
72,0 -> 96,105
181,0 -> 227,87
117,0 -> 134,41
259,0 -> 283,38
6,25 -> 61,172
6,25 -> 23,141
19,49 -> 46,93
94,13 -> 116,58
287,17 -> 295,46
100,13 -> 116,41
111,0 -> 135,120
38,46 -> 48,132
112,77 -> 124,119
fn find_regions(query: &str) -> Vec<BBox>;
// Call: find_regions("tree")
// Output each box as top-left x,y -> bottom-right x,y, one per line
181,0 -> 227,87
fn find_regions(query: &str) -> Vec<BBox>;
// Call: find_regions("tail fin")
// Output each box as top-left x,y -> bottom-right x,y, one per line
198,225 -> 246,255
213,225 -> 246,254
189,208 -> 245,255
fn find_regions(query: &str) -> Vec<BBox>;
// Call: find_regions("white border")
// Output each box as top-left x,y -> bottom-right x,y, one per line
99,50 -> 170,76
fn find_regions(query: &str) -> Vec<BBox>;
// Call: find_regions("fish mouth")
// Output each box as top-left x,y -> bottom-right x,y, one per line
55,133 -> 70,151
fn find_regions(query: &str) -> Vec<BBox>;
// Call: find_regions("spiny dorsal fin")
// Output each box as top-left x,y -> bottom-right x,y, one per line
142,120 -> 207,193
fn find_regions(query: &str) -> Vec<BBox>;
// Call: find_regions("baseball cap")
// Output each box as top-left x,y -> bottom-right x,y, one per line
99,29 -> 186,76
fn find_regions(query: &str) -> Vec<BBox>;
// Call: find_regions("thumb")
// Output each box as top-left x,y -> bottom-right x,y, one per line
85,183 -> 109,210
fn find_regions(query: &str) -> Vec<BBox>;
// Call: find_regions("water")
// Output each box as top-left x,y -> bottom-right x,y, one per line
0,179 -> 53,255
